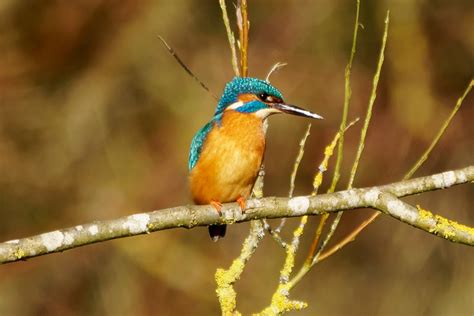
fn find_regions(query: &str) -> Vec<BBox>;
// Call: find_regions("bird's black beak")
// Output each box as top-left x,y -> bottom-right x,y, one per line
272,103 -> 324,119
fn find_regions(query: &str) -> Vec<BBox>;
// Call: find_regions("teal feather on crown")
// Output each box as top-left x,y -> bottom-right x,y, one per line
214,77 -> 283,115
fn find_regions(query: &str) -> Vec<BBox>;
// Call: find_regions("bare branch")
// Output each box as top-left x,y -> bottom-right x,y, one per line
1,166 -> 472,265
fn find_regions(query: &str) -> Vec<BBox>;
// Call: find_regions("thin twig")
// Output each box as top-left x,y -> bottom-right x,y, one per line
347,11 -> 389,188
158,36 -> 218,100
275,123 -> 312,233
317,211 -> 378,262
404,79 -> 474,179
289,124 -> 312,198
219,0 -> 240,76
265,62 -> 288,82
262,219 -> 288,249
304,213 -> 329,266
328,0 -> 361,193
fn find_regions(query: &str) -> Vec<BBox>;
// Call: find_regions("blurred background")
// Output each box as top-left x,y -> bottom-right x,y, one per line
0,0 -> 473,315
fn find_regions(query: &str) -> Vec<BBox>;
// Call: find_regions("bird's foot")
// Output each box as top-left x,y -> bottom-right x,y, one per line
237,196 -> 246,213
210,200 -> 223,216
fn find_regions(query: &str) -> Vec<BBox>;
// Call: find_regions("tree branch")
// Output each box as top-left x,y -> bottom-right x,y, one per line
1,166 -> 473,264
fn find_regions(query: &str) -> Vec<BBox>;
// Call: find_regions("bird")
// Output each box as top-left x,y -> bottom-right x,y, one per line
188,77 -> 323,241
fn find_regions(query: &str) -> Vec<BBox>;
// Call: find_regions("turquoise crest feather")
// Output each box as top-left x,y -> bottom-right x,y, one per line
214,77 -> 283,115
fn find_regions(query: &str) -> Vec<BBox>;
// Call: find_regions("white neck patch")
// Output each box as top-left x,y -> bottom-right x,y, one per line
254,108 -> 280,118
225,101 -> 244,110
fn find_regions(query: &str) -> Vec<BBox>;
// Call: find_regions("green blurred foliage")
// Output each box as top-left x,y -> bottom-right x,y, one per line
0,0 -> 472,315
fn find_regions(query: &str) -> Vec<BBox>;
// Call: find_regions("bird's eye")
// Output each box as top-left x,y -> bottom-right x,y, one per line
258,93 -> 279,103
258,93 -> 269,102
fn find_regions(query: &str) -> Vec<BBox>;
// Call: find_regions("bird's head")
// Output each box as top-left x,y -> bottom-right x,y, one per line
214,77 -> 323,120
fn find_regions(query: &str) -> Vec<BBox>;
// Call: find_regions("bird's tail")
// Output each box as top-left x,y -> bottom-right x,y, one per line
208,224 -> 227,242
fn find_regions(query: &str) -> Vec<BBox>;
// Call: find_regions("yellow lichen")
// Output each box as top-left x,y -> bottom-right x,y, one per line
416,205 -> 433,220
259,124 -> 341,315
257,284 -> 307,315
313,133 -> 340,191
280,246 -> 296,283
312,173 -> 323,191
293,217 -> 307,237
279,216 -> 308,282
434,214 -> 459,239
417,204 -> 474,242
439,215 -> 474,237
13,248 -> 25,260
324,141 -> 337,156
215,222 -> 264,315
215,259 -> 244,286
255,216 -> 309,315
215,260 -> 245,315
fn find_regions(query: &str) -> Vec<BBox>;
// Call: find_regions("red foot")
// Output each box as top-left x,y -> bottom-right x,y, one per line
210,200 -> 223,216
237,196 -> 246,213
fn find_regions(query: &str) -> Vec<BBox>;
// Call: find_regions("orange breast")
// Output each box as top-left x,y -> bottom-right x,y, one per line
189,110 -> 265,205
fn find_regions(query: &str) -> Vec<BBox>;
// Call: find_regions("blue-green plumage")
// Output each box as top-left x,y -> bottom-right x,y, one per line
214,77 -> 283,115
188,114 -> 222,171
189,77 -> 283,172
235,100 -> 267,113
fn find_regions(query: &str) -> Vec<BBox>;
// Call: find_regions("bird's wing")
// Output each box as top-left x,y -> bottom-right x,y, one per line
188,120 -> 214,171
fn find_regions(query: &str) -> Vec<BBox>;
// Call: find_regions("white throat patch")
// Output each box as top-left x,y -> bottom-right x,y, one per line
255,108 -> 280,118
225,101 -> 244,110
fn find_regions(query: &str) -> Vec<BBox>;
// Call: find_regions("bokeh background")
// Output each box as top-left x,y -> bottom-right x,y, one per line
0,0 -> 473,315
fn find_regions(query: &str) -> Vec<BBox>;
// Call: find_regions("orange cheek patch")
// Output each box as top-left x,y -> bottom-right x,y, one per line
238,93 -> 259,102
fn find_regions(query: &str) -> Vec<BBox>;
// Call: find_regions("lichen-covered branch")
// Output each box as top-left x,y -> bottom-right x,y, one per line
215,221 -> 264,315
0,166 -> 473,264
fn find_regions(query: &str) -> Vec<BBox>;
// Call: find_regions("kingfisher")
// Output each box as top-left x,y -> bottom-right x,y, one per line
188,77 -> 323,241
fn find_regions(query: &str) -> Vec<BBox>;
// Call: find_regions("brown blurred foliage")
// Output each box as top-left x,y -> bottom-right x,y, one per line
0,0 -> 473,315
